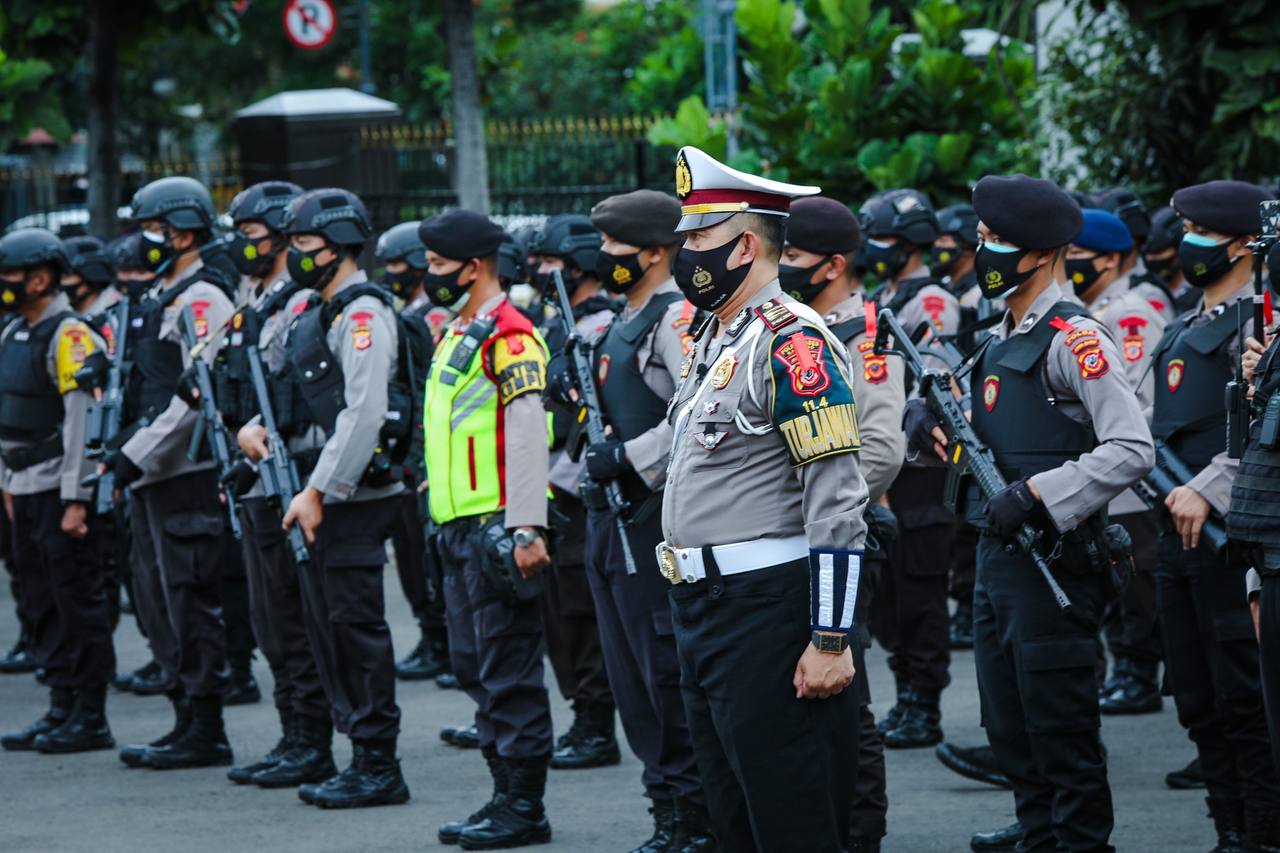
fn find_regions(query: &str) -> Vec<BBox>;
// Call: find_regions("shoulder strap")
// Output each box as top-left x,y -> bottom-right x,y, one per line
617,291 -> 682,344
996,301 -> 1081,374
322,283 -> 393,327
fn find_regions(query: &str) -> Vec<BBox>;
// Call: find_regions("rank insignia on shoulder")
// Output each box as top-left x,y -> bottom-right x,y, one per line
351,310 -> 373,351
711,354 -> 737,389
755,299 -> 796,332
857,339 -> 888,385
773,332 -> 831,397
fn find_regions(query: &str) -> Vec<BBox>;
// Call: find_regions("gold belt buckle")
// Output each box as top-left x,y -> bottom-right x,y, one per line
658,545 -> 683,585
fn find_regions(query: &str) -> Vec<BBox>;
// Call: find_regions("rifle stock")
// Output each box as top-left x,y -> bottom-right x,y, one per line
1129,439 -> 1229,553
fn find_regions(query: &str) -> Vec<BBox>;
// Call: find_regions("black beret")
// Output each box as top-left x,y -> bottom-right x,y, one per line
590,190 -> 681,248
786,197 -> 861,255
1171,180 -> 1274,236
417,208 -> 505,261
972,174 -> 1083,250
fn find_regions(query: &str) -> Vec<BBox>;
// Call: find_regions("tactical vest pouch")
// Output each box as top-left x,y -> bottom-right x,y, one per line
1260,395 -> 1280,450
0,434 -> 63,471
0,393 -> 62,444
382,382 -> 412,443
469,511 -> 546,606
132,338 -> 184,419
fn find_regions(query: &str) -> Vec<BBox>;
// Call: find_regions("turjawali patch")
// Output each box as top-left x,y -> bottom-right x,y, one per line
493,333 -> 546,404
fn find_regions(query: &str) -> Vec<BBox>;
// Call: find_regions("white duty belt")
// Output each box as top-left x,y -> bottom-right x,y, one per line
655,536 -> 809,585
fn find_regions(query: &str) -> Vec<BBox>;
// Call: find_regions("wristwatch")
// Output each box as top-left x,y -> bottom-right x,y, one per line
811,631 -> 850,655
513,528 -> 543,548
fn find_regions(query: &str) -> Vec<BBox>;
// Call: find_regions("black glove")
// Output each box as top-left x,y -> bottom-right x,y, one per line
175,366 -> 200,408
585,437 -> 629,481
72,350 -> 110,394
902,398 -> 942,458
220,458 -> 259,498
105,449 -> 143,488
542,351 -> 577,408
983,478 -> 1039,539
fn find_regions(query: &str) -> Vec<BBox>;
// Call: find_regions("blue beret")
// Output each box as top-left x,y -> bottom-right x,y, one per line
1172,180 -> 1274,236
418,208 -> 505,261
1074,209 -> 1133,253
972,174 -> 1082,250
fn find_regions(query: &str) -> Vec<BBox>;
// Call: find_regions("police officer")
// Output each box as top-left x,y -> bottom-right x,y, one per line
1092,187 -> 1175,323
567,188 -> 713,850
1151,180 -> 1280,849
861,188 -> 959,750
373,222 -> 451,684
61,235 -> 118,317
217,180 -> 339,789
419,207 -> 555,849
932,204 -> 980,303
0,228 -> 116,754
1063,208 -> 1168,718
271,188 -> 411,809
659,146 -> 868,852
907,173 -> 1154,853
1143,207 -> 1198,314
531,213 -> 621,770
112,176 -> 239,770
780,195 -> 905,853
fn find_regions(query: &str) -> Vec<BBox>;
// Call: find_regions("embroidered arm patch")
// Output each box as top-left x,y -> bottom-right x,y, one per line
770,328 -> 860,466
1051,317 -> 1110,380
56,320 -> 98,394
493,332 -> 546,405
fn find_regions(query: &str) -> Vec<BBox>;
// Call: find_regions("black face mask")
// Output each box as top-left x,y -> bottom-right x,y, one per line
1065,255 -> 1103,297
140,231 -> 171,274
777,256 -> 831,304
1144,254 -> 1179,283
596,250 -> 648,295
863,239 -> 908,281
60,279 -> 94,305
928,245 -> 962,278
973,242 -> 1036,300
0,274 -> 30,310
286,245 -> 339,290
382,269 -> 421,299
424,260 -> 474,307
228,232 -> 278,279
673,233 -> 752,311
1178,234 -> 1238,289
117,276 -> 154,301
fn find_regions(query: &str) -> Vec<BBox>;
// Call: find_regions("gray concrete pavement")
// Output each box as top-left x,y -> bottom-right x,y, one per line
0,565 -> 1213,852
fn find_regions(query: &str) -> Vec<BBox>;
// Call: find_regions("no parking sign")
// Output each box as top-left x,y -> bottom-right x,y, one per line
283,0 -> 338,50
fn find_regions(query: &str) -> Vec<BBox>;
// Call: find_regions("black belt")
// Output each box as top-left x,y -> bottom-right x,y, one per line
0,434 -> 63,472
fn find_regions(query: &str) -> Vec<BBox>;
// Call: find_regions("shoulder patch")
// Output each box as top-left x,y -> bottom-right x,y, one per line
1118,316 -> 1148,363
1060,323 -> 1109,380
56,320 -> 97,394
858,339 -> 888,384
190,300 -> 211,339
492,332 -> 546,404
350,310 -> 374,351
674,300 -> 697,356
921,294 -> 947,330
755,299 -> 796,332
770,329 -> 859,466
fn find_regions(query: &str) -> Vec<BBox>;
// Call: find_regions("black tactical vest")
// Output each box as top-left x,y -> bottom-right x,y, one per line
126,272 -> 210,424
968,302 -> 1094,527
215,280 -> 309,431
0,312 -> 72,443
1228,334 -> 1280,545
873,274 -> 944,317
1150,306 -> 1243,470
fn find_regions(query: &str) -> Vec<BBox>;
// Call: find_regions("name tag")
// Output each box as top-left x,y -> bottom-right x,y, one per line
13,330 -> 29,341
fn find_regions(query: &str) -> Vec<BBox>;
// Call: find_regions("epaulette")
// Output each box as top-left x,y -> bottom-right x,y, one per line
755,298 -> 797,332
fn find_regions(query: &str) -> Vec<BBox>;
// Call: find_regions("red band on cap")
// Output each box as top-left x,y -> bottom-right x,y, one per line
682,189 -> 791,212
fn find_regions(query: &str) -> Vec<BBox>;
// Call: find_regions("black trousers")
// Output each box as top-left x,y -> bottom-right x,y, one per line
542,491 -> 612,708
301,497 -> 400,741
220,524 -> 255,664
2,504 -> 30,639
438,516 -> 553,759
388,490 -> 448,638
131,470 -> 229,699
1259,567 -> 1280,775
1103,512 -> 1162,666
877,466 -> 954,695
10,490 -> 115,690
974,535 -> 1114,853
671,559 -> 858,853
949,520 -> 978,606
586,507 -> 699,802
239,497 -> 328,721
1157,533 -> 1280,808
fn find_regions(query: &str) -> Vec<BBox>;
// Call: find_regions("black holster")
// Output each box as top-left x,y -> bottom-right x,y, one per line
468,511 -> 546,606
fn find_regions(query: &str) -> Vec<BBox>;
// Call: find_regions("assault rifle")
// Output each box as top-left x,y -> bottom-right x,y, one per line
178,304 -> 241,538
551,268 -> 637,575
875,307 -> 1073,611
82,295 -> 130,514
1130,439 -> 1228,553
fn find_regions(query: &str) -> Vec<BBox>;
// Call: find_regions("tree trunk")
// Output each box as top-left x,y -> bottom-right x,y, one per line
86,0 -> 120,235
443,0 -> 490,213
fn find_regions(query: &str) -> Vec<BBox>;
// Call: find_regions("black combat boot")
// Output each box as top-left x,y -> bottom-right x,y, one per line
34,685 -> 114,753
459,754 -> 552,850
440,746 -> 510,844
254,713 -> 337,788
1167,756 -> 1206,790
949,600 -> 974,650
228,707 -> 294,784
970,823 -> 1021,851
847,837 -> 881,853
396,626 -> 450,681
670,796 -> 717,852
935,742 -> 1010,789
442,722 -> 481,749
2,687 -> 74,750
1206,797 -> 1248,853
876,682 -> 912,736
436,671 -> 461,689
1244,801 -> 1280,853
144,695 -> 234,769
1098,657 -> 1130,698
550,701 -> 620,769
223,653 -> 261,706
120,690 -> 191,767
306,738 -> 410,809
0,631 -> 37,673
1099,658 -> 1162,715
127,659 -> 167,695
884,689 -> 943,749
626,795 -> 675,853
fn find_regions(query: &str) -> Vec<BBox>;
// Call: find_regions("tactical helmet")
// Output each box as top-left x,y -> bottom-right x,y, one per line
1094,187 -> 1150,246
1066,189 -> 1095,210
498,234 -> 528,285
109,233 -> 147,272
280,188 -> 372,247
858,189 -> 940,247
532,214 -> 602,272
936,204 -> 980,249
0,228 -> 70,273
63,235 -> 114,285
1144,207 -> 1184,254
129,176 -> 217,230
228,181 -> 305,231
374,221 -> 428,270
